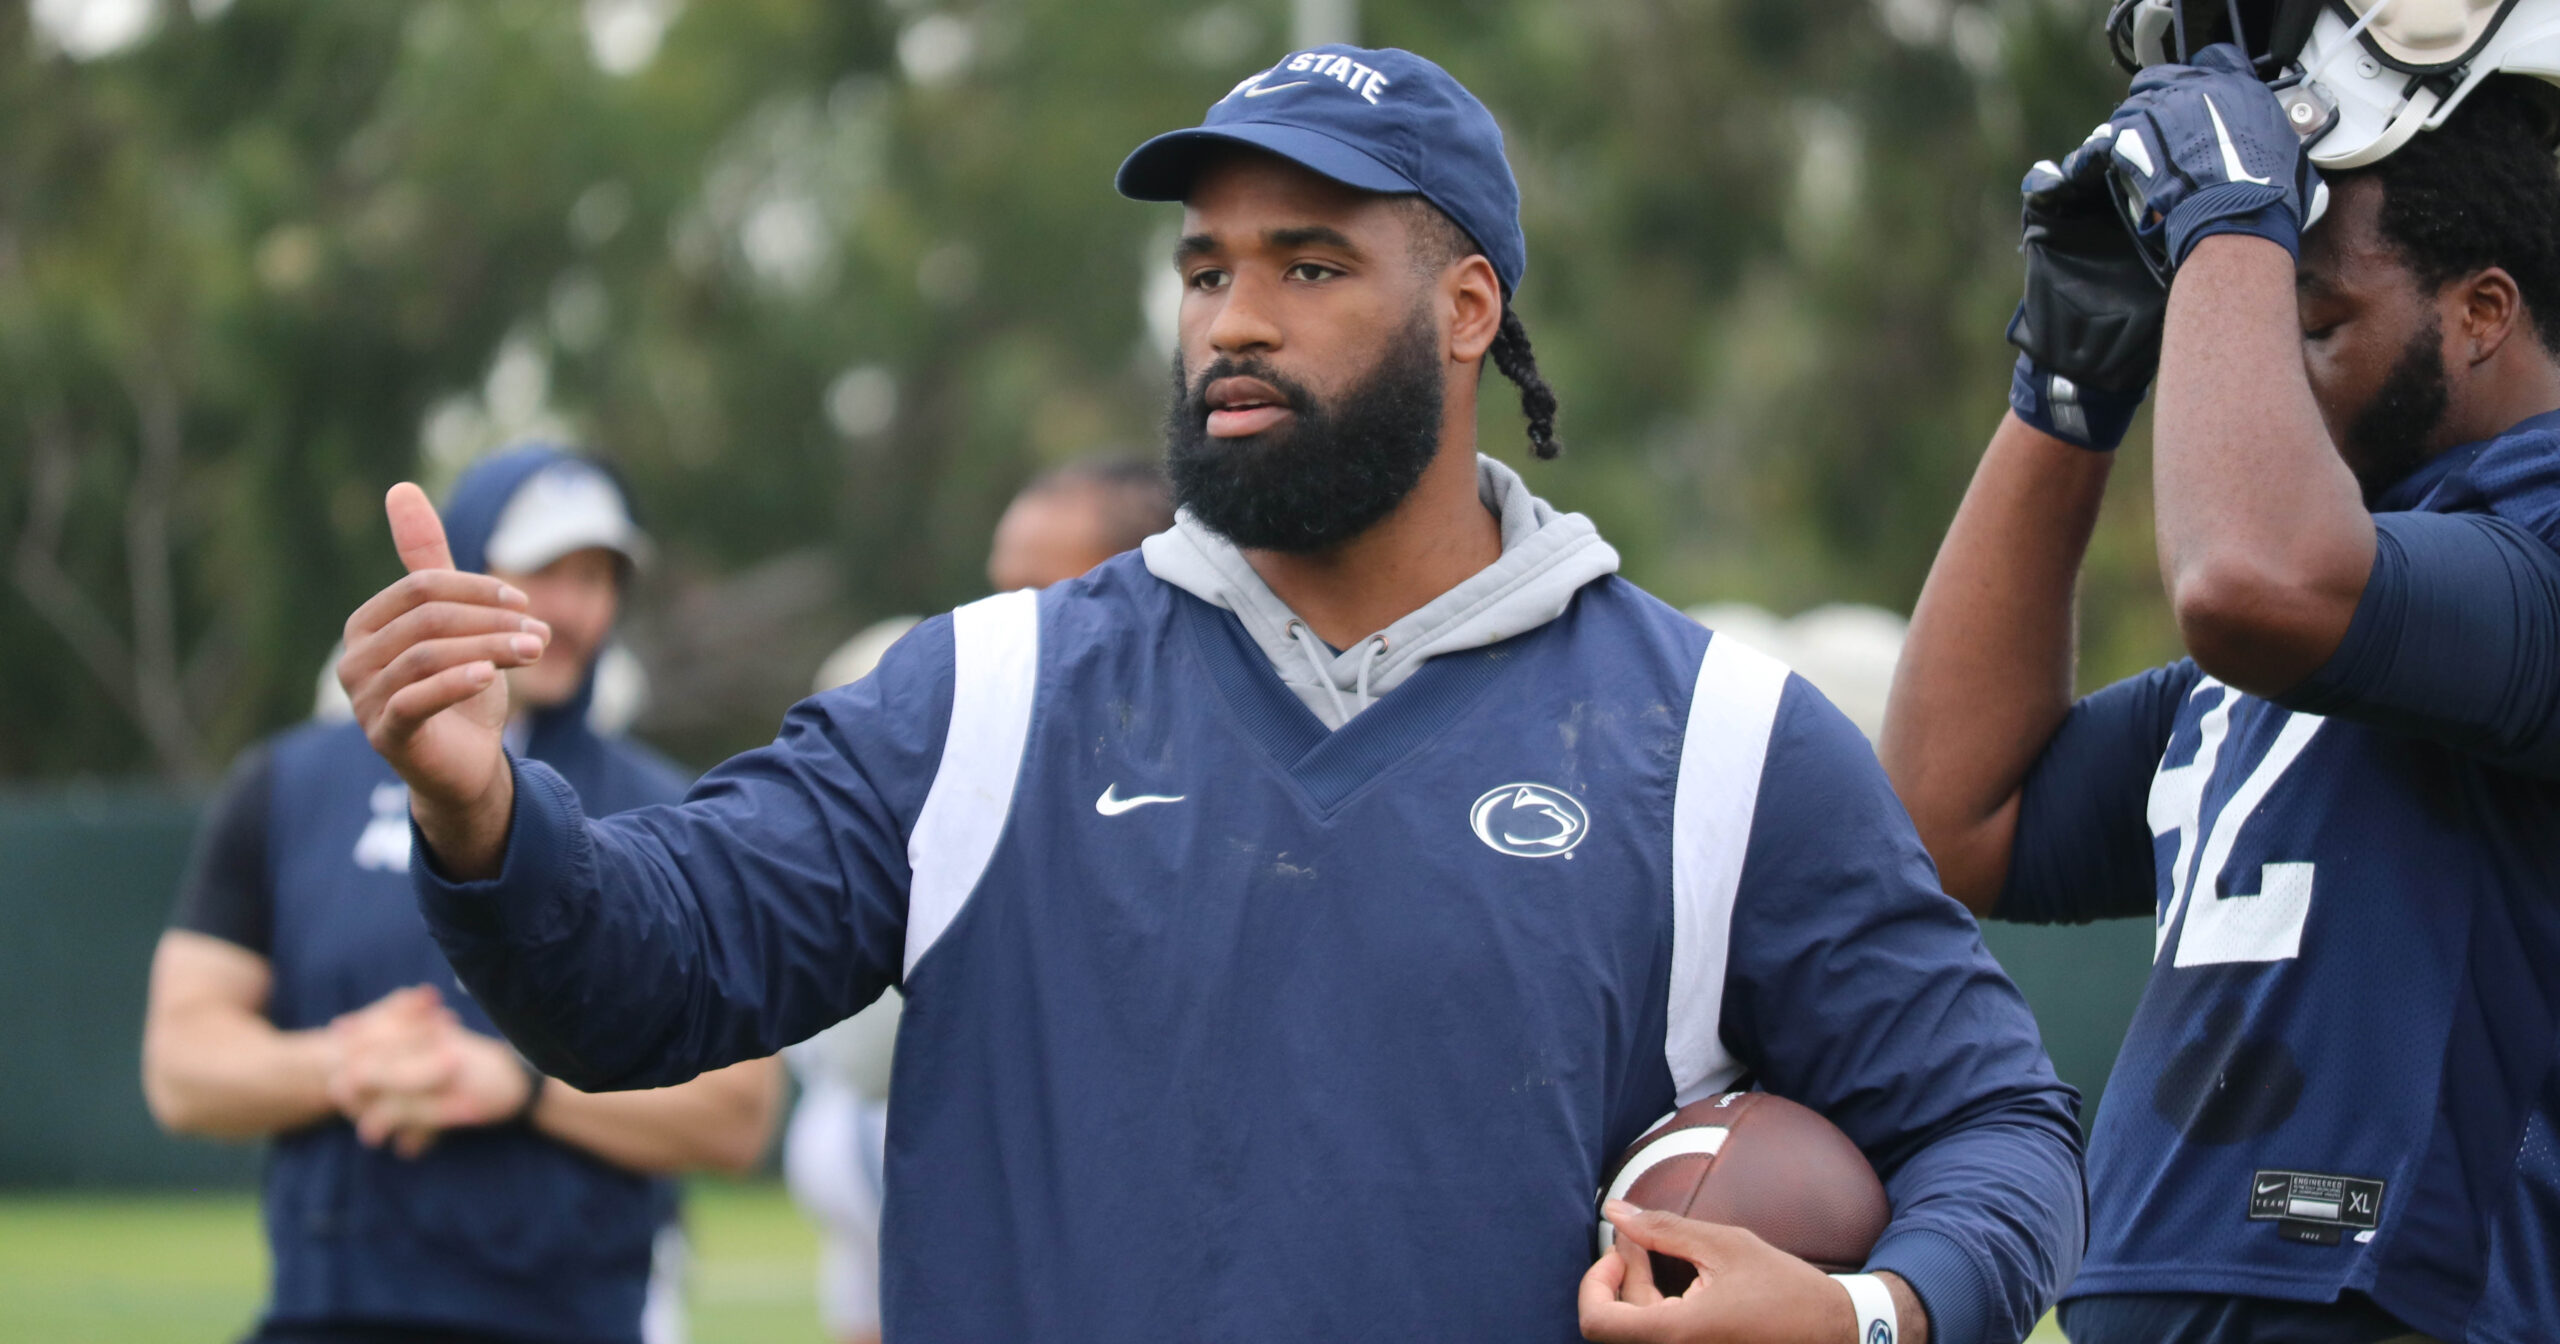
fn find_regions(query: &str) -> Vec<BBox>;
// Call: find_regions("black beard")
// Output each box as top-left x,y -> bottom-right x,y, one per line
1164,311 -> 1444,554
2343,320 -> 2450,506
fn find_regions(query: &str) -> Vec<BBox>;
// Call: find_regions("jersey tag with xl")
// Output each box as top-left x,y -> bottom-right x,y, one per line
2248,1169 -> 2383,1246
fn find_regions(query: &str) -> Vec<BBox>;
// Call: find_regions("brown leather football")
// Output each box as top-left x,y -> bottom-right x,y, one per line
1594,1091 -> 1891,1292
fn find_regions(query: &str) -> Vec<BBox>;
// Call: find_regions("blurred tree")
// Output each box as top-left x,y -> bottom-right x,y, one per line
0,0 -> 2175,781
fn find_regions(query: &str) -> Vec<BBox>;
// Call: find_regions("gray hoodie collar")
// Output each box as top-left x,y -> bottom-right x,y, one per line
1140,455 -> 1621,729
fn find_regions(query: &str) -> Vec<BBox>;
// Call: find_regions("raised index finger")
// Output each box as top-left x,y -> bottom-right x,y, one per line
387,482 -> 454,574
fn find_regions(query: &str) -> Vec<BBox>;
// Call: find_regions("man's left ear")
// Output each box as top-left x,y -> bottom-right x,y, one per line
2458,267 -> 2525,367
1445,254 -> 1502,365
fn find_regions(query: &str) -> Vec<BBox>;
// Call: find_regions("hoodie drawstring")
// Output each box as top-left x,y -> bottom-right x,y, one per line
1286,622 -> 1392,723
1285,620 -> 1353,723
1352,636 -> 1388,710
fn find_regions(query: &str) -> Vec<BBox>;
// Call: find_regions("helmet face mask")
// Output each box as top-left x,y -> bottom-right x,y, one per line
2107,0 -> 2318,73
2104,0 -> 2560,168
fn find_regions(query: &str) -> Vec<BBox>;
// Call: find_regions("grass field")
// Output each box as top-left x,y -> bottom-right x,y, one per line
0,1178 -> 827,1344
0,1181 -> 2068,1342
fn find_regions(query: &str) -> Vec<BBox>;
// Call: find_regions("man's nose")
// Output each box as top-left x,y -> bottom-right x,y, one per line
1204,272 -> 1283,359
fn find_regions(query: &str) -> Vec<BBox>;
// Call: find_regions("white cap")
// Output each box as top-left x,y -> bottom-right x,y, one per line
484,460 -> 652,575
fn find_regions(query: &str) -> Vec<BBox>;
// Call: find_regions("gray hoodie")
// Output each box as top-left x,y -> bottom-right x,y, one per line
1139,455 -> 1622,729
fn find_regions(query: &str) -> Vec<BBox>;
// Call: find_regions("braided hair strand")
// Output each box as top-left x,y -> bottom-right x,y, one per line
1489,306 -> 1561,459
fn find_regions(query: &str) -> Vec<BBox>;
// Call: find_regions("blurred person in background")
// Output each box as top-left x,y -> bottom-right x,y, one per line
982,457 -> 1180,593
142,446 -> 782,1344
786,455 -> 1172,1344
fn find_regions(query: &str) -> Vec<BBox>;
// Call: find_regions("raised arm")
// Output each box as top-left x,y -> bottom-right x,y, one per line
1881,414 -> 2113,913
2059,44 -> 2373,694
2112,52 -> 2560,769
1882,118 -> 2165,915
2155,226 -> 2560,766
2153,235 -> 2373,691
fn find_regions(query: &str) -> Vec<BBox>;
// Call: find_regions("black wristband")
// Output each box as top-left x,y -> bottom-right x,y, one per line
2009,353 -> 2147,451
508,1054 -> 548,1126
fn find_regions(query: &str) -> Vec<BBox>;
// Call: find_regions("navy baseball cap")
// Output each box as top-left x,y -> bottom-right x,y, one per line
1116,46 -> 1526,294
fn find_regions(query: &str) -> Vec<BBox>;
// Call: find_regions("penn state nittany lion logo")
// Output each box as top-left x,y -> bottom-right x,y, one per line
1468,783 -> 1590,858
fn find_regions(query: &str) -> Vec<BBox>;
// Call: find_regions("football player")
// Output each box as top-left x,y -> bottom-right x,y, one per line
1884,3 -> 2560,1341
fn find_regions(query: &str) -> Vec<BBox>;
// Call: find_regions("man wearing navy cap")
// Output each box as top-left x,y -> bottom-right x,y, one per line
336,48 -> 2084,1344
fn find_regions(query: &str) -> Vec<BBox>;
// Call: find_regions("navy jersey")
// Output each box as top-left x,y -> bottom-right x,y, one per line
2003,418 -> 2560,1343
416,557 -> 2083,1344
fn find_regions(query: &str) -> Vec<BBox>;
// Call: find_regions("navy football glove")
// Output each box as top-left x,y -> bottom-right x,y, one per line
2006,138 -> 2162,451
2084,43 -> 2328,281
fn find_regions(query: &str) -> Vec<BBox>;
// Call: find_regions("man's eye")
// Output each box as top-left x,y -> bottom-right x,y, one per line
1188,269 -> 1229,292
1285,262 -> 1338,282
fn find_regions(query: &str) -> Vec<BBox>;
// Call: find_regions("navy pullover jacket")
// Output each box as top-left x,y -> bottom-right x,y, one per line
415,540 -> 2086,1343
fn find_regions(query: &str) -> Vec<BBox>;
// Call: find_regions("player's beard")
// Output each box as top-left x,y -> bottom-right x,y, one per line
2341,318 -> 2450,506
1164,308 -> 1444,555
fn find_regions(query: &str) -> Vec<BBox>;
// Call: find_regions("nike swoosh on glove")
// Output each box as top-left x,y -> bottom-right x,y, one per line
2073,42 -> 2328,281
2005,136 -> 2164,450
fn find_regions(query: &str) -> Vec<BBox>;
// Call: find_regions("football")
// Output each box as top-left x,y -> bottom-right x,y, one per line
1595,1091 -> 1890,1292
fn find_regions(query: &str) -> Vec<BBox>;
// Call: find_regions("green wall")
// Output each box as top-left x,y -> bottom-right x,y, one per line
1980,918 -> 2157,1137
0,791 -> 259,1189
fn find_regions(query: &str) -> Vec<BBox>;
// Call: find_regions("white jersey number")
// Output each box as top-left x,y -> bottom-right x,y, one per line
2145,680 -> 2325,968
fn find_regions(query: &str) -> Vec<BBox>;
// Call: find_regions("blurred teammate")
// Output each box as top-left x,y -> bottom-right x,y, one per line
338,48 -> 2083,1343
143,447 -> 781,1344
1885,6 -> 2560,1340
786,456 -> 1171,1344
984,457 -> 1177,593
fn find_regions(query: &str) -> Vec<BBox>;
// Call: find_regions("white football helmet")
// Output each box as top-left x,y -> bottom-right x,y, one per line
2107,0 -> 2560,167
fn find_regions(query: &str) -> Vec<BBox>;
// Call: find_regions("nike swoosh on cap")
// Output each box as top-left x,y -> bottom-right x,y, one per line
1096,784 -> 1186,816
1241,81 -> 1308,97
